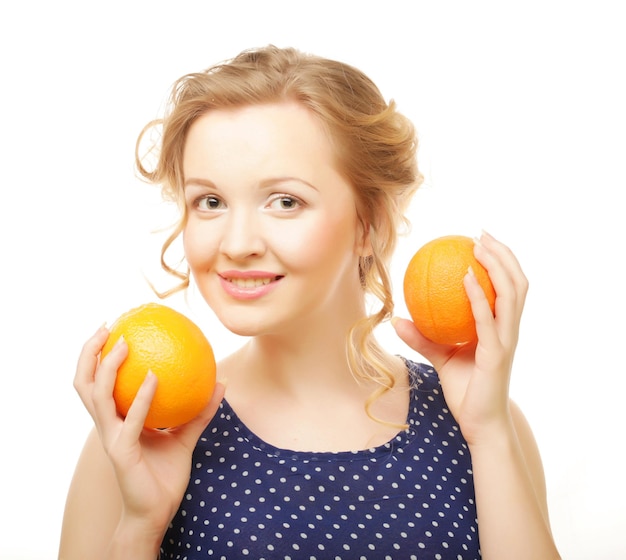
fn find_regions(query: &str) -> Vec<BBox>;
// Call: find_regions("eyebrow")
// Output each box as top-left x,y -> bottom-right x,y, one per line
184,178 -> 216,190
184,176 -> 319,192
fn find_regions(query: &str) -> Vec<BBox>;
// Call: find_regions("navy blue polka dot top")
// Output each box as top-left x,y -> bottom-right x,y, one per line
160,360 -> 481,559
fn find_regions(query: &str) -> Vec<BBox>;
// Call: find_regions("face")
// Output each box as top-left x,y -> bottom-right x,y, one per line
182,102 -> 368,337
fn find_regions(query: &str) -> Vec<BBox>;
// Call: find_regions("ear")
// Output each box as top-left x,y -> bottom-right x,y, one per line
355,218 -> 373,257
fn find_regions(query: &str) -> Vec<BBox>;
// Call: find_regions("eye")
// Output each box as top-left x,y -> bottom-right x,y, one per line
267,194 -> 303,211
196,195 -> 225,211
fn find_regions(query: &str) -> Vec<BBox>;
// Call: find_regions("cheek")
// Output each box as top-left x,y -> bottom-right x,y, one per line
272,214 -> 357,270
182,223 -> 217,271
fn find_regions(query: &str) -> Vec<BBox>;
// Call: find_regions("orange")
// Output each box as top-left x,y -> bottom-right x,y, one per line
403,235 -> 496,345
100,303 -> 216,429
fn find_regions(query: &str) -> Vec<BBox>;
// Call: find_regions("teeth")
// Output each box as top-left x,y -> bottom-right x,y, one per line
229,277 -> 273,288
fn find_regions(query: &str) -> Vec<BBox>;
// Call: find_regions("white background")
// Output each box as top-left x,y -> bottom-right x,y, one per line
1,1 -> 624,558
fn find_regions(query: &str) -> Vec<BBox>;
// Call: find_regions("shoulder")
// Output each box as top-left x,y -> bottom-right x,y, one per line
66,427 -> 120,495
509,400 -> 545,486
509,399 -> 545,469
509,399 -> 551,521
402,358 -> 440,389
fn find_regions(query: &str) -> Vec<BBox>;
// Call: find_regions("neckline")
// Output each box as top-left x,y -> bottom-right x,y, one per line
215,359 -> 427,462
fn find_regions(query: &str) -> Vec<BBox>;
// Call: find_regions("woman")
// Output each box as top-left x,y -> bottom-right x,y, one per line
60,46 -> 560,559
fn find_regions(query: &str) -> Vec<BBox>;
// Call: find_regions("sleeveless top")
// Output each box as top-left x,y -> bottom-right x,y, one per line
160,360 -> 481,559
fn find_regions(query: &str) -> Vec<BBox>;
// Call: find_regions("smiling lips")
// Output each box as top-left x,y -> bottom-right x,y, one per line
228,277 -> 273,288
219,272 -> 283,300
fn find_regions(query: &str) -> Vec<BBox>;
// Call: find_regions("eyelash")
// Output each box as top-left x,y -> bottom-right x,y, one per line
192,194 -> 304,212
194,195 -> 224,211
267,194 -> 304,211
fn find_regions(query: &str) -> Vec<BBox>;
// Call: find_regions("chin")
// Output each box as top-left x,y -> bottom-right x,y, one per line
218,315 -> 274,338
224,324 -> 259,337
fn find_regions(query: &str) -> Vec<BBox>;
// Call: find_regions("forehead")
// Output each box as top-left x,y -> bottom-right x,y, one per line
183,102 -> 337,175
181,102 -> 361,214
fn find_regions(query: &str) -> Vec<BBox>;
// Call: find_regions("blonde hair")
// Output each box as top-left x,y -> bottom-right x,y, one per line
136,45 -> 423,424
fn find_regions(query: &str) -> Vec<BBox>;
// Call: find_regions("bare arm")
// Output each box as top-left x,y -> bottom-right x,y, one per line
60,428 -> 122,553
393,231 -> 560,558
59,428 -> 164,559
510,400 -> 551,526
59,326 -> 225,560
59,429 -> 135,560
468,400 -> 558,559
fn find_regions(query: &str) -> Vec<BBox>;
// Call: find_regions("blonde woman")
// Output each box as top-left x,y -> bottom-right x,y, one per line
60,46 -> 560,559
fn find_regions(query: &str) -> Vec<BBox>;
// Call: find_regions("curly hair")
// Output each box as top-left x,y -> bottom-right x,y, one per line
136,45 -> 423,425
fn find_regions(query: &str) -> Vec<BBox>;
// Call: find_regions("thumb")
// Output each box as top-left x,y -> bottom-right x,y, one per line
391,317 -> 452,369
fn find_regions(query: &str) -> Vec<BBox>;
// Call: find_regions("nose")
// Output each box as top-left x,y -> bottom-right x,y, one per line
219,208 -> 265,261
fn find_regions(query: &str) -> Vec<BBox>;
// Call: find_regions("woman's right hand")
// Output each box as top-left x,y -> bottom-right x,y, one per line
73,325 -> 225,539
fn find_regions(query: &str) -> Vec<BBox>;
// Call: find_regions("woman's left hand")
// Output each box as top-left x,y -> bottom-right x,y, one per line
393,231 -> 528,445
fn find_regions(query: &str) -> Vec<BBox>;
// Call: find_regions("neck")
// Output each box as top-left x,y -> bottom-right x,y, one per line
243,319 -> 361,393
220,297 -> 375,397
216,304 -> 411,452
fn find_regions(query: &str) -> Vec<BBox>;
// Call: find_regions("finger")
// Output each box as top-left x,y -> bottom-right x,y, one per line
73,326 -> 110,409
477,232 -> 528,308
473,235 -> 526,341
91,336 -> 128,425
464,267 -> 499,347
117,370 -> 158,444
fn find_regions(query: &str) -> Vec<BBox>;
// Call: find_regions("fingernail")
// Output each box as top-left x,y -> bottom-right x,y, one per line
390,316 -> 399,327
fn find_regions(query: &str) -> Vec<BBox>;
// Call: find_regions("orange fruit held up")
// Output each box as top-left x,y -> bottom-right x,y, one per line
403,235 -> 496,345
100,303 -> 216,429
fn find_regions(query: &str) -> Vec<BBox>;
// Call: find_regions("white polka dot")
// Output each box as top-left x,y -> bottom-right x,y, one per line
159,361 -> 480,559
